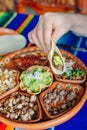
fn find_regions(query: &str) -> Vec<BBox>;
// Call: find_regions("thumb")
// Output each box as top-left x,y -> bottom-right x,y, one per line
52,29 -> 65,44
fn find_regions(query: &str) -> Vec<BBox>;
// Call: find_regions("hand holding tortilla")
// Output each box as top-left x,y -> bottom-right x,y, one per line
28,12 -> 87,53
48,39 -> 65,74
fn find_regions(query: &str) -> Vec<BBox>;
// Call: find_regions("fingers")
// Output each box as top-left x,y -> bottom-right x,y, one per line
43,20 -> 52,52
28,26 -> 43,51
35,17 -> 48,53
28,30 -> 42,50
28,12 -> 67,53
28,16 -> 52,53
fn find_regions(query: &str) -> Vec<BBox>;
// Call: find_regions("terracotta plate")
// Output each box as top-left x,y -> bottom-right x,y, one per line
54,50 -> 87,84
0,45 -> 87,130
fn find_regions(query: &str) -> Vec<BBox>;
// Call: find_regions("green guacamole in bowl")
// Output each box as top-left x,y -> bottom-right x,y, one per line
20,66 -> 53,94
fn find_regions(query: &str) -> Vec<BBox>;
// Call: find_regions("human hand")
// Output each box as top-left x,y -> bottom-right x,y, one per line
28,12 -> 74,53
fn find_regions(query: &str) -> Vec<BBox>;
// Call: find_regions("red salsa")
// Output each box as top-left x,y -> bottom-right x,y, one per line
13,50 -> 47,70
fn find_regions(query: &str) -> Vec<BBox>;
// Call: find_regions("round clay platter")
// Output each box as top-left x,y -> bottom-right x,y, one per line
0,42 -> 87,129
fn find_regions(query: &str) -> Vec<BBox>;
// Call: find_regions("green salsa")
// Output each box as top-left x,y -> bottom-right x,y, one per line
52,52 -> 63,71
20,67 -> 53,93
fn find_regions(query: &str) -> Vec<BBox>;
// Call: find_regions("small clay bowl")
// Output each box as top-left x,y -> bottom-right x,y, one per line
0,46 -> 40,70
0,67 -> 20,100
54,50 -> 87,84
39,81 -> 84,119
12,49 -> 48,70
0,91 -> 42,123
20,65 -> 53,95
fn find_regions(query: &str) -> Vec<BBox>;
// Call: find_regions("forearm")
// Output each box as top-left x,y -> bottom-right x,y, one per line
28,12 -> 87,52
71,14 -> 87,37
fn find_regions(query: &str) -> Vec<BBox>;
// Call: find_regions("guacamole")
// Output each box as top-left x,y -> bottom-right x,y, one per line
20,67 -> 53,93
52,52 -> 63,66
